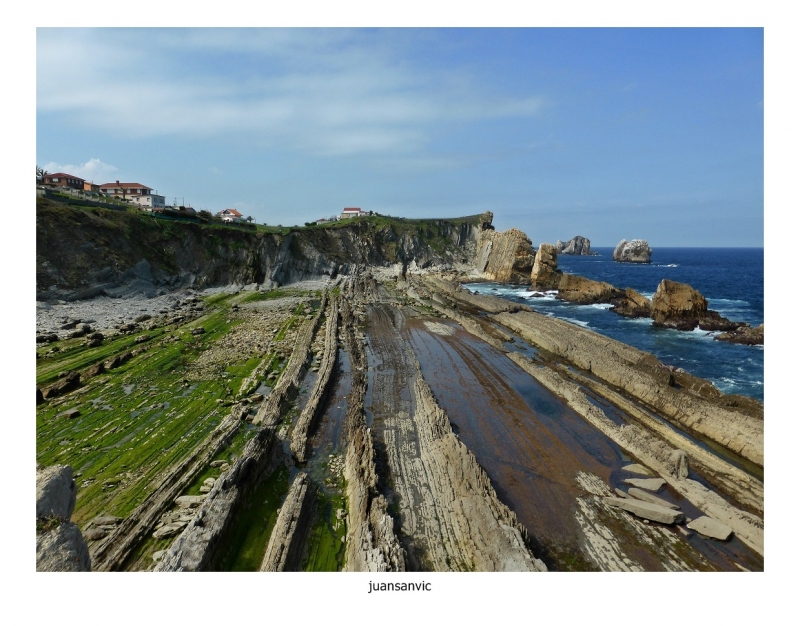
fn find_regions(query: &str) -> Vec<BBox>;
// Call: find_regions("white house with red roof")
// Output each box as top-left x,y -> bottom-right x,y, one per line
340,207 -> 366,219
216,208 -> 244,223
99,180 -> 165,209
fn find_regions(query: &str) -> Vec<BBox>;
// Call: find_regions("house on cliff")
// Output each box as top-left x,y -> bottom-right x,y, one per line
42,172 -> 85,190
99,181 -> 166,210
217,208 -> 243,223
340,207 -> 366,219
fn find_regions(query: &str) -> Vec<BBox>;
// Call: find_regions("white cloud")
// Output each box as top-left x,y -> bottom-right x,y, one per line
41,158 -> 118,182
37,29 -> 546,158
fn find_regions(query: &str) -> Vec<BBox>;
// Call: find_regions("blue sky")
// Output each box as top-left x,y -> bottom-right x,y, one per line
37,28 -> 763,246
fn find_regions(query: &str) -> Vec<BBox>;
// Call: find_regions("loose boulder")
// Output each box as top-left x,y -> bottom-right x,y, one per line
623,477 -> 666,492
604,497 -> 685,524
627,487 -> 681,510
613,239 -> 652,263
668,449 -> 690,480
37,465 -> 77,519
557,274 -> 622,304
42,371 -> 81,399
687,516 -> 733,541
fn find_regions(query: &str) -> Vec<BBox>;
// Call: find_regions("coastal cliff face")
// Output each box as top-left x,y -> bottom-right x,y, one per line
475,227 -> 536,283
36,198 -> 484,301
613,239 -> 652,263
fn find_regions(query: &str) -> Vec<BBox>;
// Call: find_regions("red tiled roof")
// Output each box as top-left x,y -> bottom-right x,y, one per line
46,173 -> 85,181
343,207 -> 362,212
218,208 -> 243,217
99,182 -> 152,190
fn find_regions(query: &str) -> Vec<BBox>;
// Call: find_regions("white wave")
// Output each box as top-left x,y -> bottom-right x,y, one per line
590,303 -> 613,310
708,298 -> 750,305
655,263 -> 679,268
562,317 -> 590,328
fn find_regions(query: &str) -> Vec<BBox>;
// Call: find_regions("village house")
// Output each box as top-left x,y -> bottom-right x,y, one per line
216,208 -> 244,223
42,172 -> 85,190
99,180 -> 166,210
83,181 -> 100,193
340,207 -> 366,219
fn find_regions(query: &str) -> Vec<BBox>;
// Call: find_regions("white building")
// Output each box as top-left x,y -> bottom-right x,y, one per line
340,207 -> 365,219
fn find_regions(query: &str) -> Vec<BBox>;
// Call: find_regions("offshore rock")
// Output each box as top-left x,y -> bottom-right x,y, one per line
557,235 -> 594,255
556,274 -> 622,304
715,324 -> 764,346
610,288 -> 652,318
530,243 -> 562,290
651,280 -> 740,331
475,228 -> 536,283
613,239 -> 652,263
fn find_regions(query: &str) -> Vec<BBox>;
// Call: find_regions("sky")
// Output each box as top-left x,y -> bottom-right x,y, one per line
36,28 -> 763,246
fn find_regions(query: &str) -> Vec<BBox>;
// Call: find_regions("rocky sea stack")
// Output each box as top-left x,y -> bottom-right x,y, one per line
613,239 -> 652,263
556,235 -> 595,256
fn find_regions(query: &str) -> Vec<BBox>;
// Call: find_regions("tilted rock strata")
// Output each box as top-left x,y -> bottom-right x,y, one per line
530,243 -> 562,290
259,472 -> 313,571
505,353 -> 763,555
475,228 -> 536,283
364,298 -> 545,571
340,291 -> 406,572
495,310 -> 763,467
290,295 -> 339,462
156,299 -> 327,571
613,239 -> 652,263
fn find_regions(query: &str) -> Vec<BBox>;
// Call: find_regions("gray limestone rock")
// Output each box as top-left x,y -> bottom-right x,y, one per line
687,516 -> 733,541
36,465 -> 76,519
603,497 -> 685,524
36,522 -> 91,571
621,463 -> 654,476
668,449 -> 690,480
627,487 -> 681,510
623,477 -> 666,492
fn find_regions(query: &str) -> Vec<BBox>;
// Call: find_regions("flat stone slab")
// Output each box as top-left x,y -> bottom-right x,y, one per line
687,516 -> 733,541
603,497 -> 685,524
614,488 -> 630,499
621,463 -> 654,476
623,477 -> 666,492
92,515 -> 122,526
628,487 -> 681,510
174,495 -> 206,509
152,523 -> 184,539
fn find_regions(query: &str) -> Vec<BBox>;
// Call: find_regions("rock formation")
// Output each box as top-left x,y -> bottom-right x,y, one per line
556,235 -> 594,255
530,243 -> 562,290
715,323 -> 764,346
475,228 -> 536,283
610,288 -> 653,318
36,465 -> 91,571
613,239 -> 652,263
556,274 -> 623,304
651,279 -> 741,331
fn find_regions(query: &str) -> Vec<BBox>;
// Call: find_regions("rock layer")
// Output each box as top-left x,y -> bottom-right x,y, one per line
475,228 -> 536,283
530,243 -> 562,290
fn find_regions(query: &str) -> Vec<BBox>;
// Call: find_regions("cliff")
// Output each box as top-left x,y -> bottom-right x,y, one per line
36,198 -> 486,301
475,225 -> 536,283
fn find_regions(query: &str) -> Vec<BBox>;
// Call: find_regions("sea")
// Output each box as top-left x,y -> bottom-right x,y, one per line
465,247 -> 764,401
